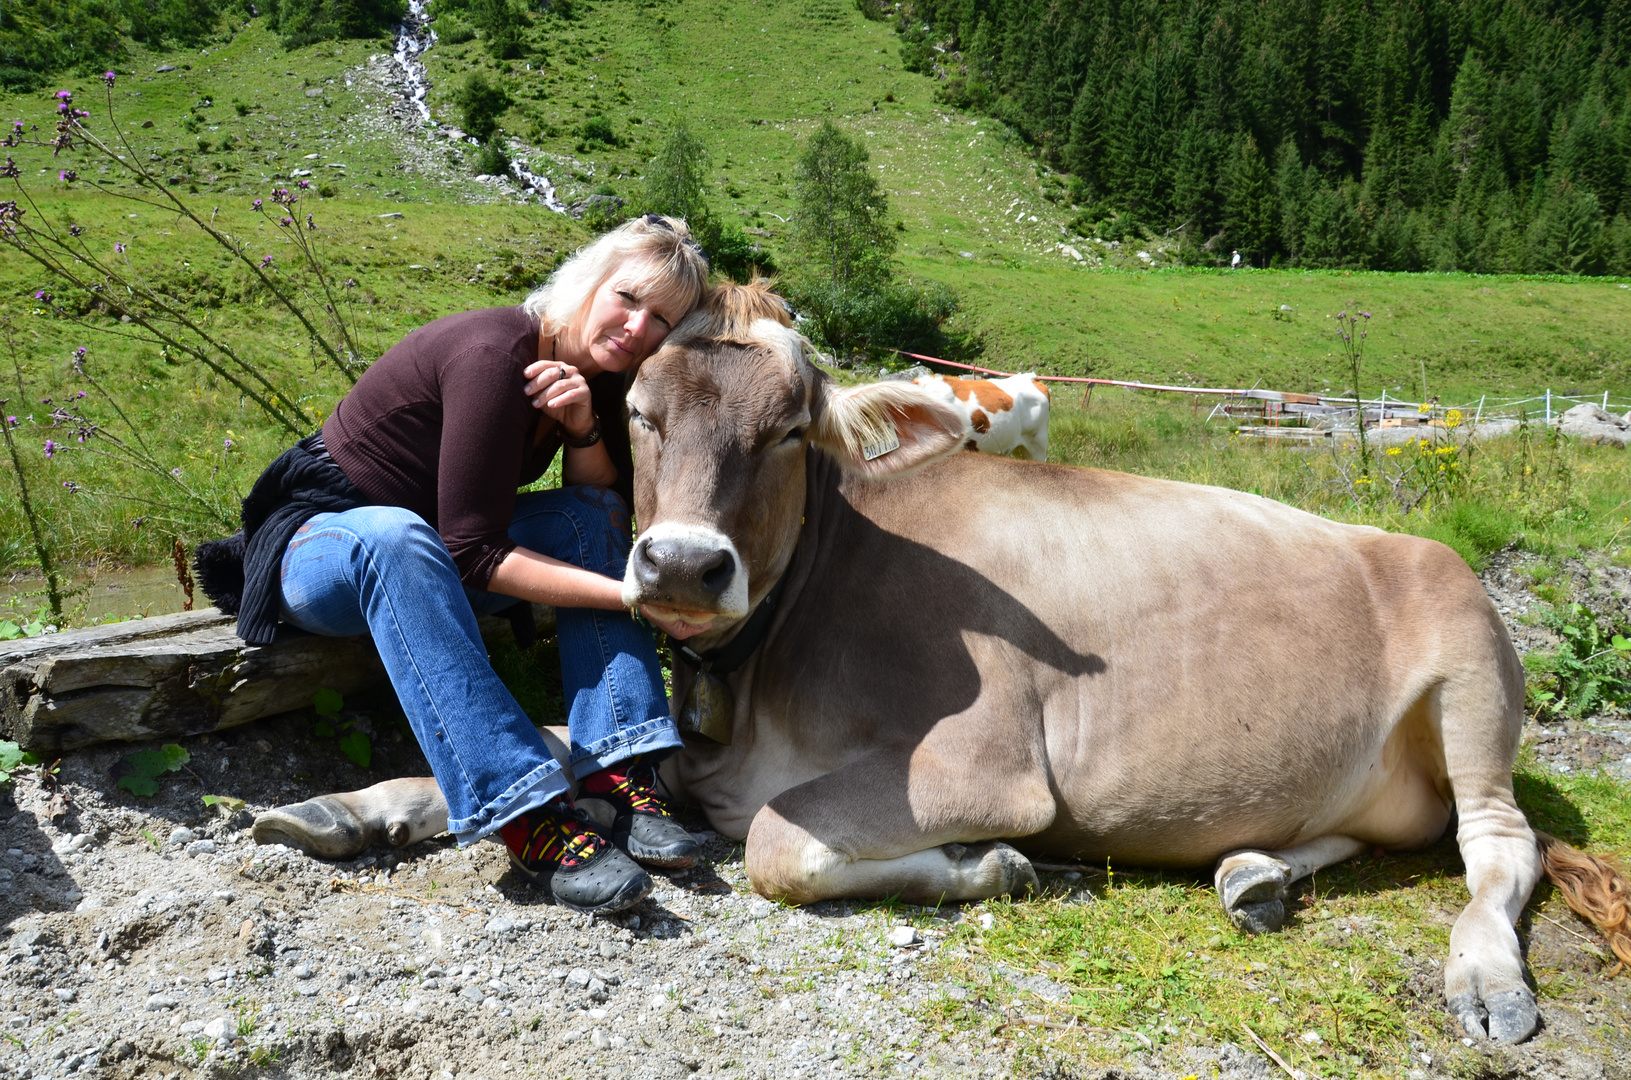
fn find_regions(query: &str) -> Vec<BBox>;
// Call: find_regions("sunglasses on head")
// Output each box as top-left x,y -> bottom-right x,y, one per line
643,213 -> 709,265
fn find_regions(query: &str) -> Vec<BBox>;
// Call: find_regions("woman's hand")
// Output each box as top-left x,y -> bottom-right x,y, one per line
522,357 -> 596,438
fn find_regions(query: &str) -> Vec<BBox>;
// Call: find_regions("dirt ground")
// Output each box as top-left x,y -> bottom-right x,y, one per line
1,553 -> 1628,1080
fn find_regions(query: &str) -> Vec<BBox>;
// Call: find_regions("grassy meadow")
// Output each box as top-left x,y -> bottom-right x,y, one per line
3,5 -> 1631,1074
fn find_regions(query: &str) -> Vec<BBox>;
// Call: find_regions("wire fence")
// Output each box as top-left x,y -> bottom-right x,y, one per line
890,350 -> 1631,433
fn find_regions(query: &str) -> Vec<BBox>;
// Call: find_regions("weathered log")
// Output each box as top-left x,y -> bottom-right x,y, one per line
0,605 -> 555,753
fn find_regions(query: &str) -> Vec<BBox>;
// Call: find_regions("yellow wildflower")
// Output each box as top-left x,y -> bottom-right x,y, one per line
1446,408 -> 1463,428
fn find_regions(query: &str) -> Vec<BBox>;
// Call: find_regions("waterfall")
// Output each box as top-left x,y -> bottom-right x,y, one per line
391,0 -> 436,125
389,1 -> 570,214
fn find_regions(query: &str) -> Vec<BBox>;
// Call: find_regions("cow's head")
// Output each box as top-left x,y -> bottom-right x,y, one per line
621,283 -> 970,641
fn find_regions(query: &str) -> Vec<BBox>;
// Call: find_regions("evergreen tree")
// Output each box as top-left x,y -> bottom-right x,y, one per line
454,71 -> 510,144
791,121 -> 896,288
894,0 -> 1631,274
1224,135 -> 1278,265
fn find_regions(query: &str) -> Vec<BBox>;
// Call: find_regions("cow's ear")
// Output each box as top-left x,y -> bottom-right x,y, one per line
811,374 -> 970,478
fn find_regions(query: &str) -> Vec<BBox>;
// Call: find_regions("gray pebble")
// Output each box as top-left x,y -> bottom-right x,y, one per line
185,839 -> 218,856
53,988 -> 75,1003
144,994 -> 177,1011
292,964 -> 314,979
566,967 -> 591,988
168,827 -> 196,845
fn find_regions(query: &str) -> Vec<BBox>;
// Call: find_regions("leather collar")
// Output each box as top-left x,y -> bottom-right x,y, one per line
671,571 -> 791,677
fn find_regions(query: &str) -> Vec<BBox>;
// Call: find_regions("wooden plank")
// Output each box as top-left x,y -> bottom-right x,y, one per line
0,604 -> 554,753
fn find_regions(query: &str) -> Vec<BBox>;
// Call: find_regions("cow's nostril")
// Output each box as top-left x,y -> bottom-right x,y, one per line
633,537 -> 663,586
699,550 -> 736,596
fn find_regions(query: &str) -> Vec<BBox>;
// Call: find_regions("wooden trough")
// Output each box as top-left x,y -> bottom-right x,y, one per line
0,605 -> 552,754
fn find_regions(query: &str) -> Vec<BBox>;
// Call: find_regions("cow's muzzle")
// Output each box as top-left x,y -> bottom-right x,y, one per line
622,522 -> 750,618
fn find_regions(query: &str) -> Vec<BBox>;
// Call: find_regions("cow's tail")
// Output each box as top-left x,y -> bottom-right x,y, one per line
1536,831 -> 1631,976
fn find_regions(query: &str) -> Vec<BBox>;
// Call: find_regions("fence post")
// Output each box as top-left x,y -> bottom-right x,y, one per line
1546,389 -> 1551,425
1475,395 -> 1485,426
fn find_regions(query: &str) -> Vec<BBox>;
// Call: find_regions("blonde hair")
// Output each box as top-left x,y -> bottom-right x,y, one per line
522,215 -> 710,337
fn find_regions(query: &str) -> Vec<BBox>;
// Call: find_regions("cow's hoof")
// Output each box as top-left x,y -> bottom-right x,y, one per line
1448,992 -> 1487,1040
1219,862 -> 1288,934
1451,989 -> 1537,1043
1229,899 -> 1286,935
989,842 -> 1039,898
1487,990 -> 1539,1043
252,797 -> 370,860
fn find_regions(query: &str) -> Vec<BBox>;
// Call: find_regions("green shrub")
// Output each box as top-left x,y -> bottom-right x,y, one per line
785,276 -> 957,363
266,0 -> 407,48
473,140 -> 510,177
435,13 -> 477,43
1525,603 -> 1631,720
575,114 -> 618,150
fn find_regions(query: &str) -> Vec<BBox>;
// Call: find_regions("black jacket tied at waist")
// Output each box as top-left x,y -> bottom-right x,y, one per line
193,433 -> 366,645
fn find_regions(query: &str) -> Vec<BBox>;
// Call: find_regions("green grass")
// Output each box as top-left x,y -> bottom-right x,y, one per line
897,749 -> 1631,1078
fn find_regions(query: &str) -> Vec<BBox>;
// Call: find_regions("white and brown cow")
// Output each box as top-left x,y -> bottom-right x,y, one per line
255,284 -> 1627,1044
912,372 -> 1051,460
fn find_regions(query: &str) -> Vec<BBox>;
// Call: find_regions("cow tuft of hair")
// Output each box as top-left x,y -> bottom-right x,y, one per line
814,380 -> 970,478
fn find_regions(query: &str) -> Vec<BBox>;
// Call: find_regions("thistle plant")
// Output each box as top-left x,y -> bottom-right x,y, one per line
27,344 -> 244,534
1,397 -> 64,620
0,77 -> 367,439
1334,308 -> 1373,483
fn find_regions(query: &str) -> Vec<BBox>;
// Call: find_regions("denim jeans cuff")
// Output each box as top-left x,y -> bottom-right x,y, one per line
568,717 -> 684,779
449,758 -> 571,847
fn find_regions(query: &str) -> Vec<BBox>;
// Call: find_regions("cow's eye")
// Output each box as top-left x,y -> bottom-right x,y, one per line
781,426 -> 806,445
629,406 -> 657,433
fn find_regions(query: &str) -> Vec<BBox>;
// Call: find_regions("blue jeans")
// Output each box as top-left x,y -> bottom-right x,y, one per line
277,486 -> 681,845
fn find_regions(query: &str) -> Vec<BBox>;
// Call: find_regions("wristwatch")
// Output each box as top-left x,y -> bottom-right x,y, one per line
561,417 -> 602,449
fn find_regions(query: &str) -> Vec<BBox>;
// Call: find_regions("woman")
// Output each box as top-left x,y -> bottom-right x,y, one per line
218,215 -> 710,915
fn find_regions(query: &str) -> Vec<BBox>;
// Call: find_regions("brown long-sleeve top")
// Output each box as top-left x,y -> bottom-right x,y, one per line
321,306 -> 634,590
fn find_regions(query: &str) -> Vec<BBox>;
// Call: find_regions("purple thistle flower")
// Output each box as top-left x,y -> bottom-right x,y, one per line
252,198 -> 263,210
297,179 -> 311,189
5,415 -> 15,426
54,91 -> 71,101
279,216 -> 293,227
114,242 -> 125,254
43,439 -> 57,458
58,169 -> 76,182
170,467 -> 182,477
33,290 -> 51,304
10,121 -> 21,133
102,71 -> 116,88
260,254 -> 273,268
306,214 -> 315,230
62,481 -> 80,493
223,437 -> 234,450
75,390 -> 85,399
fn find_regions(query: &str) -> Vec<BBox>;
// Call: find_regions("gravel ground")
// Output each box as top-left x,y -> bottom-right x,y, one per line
1,553 -> 1627,1080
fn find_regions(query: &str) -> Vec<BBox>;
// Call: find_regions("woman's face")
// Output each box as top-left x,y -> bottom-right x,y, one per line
577,273 -> 681,375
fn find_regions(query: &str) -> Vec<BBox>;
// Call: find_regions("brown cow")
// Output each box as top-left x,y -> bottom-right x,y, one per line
255,284 -> 1628,1045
